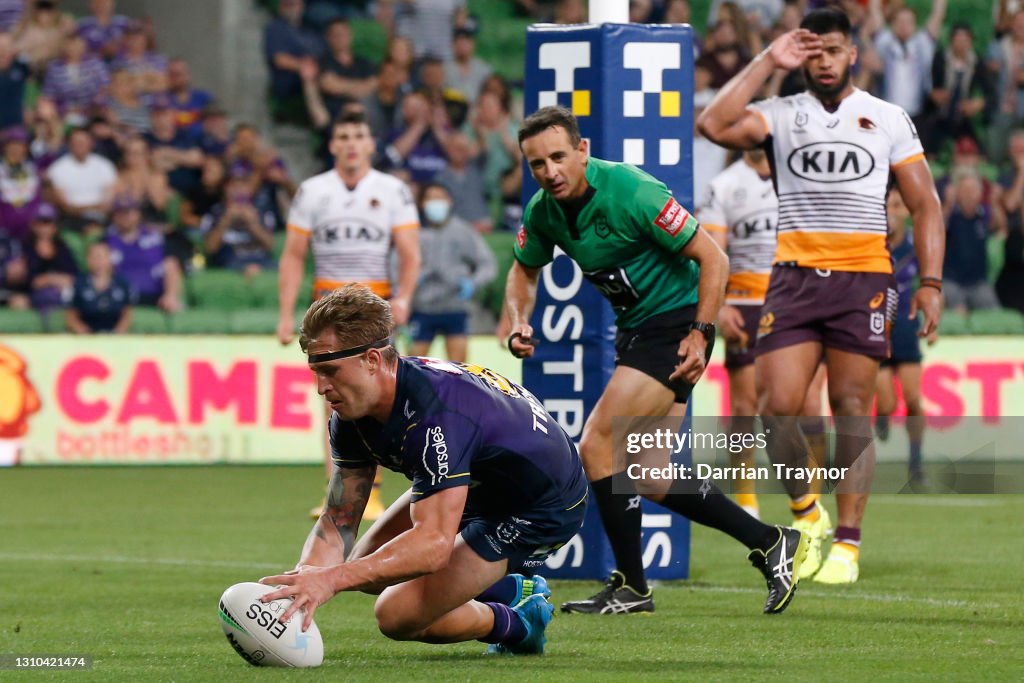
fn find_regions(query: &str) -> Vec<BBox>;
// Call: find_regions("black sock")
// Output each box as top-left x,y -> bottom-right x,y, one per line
659,475 -> 777,550
590,473 -> 648,593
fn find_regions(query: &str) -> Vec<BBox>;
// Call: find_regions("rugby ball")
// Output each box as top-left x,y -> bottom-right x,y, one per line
218,582 -> 324,667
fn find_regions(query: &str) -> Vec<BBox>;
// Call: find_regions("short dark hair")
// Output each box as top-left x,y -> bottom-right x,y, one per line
800,8 -> 851,37
332,109 -> 370,134
518,106 -> 581,147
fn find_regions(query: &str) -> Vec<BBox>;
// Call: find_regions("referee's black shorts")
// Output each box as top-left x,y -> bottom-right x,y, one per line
614,306 -> 713,404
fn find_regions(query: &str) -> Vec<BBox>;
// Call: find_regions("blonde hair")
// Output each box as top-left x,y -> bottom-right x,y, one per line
299,284 -> 398,364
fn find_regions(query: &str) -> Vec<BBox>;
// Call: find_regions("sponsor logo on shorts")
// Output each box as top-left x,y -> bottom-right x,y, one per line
869,291 -> 885,309
654,197 -> 689,237
516,226 -> 527,249
519,558 -> 545,568
758,311 -> 775,337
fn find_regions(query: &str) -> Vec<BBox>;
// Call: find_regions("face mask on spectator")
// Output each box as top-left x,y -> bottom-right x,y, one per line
423,199 -> 451,224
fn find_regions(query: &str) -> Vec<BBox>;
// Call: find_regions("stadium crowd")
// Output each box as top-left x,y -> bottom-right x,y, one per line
0,0 -> 1023,334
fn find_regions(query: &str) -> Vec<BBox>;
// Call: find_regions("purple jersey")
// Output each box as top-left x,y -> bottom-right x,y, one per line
106,226 -> 166,299
890,233 -> 918,319
0,160 -> 43,240
330,357 -> 587,519
42,56 -> 111,113
76,15 -> 132,55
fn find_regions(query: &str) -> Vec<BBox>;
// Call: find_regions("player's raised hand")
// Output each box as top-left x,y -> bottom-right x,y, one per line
910,286 -> 943,339
259,565 -> 337,632
768,29 -> 823,70
670,330 -> 708,384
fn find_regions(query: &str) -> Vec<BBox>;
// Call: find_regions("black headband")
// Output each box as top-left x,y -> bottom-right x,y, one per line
307,337 -> 391,364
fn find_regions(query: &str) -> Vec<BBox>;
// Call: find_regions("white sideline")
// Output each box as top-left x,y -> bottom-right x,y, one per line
0,551 -> 283,570
0,551 -> 1005,610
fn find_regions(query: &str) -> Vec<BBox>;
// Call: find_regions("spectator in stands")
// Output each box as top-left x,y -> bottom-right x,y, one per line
394,0 -> 466,62
697,19 -> 752,89
167,58 -> 212,138
180,154 -> 225,230
12,0 -> 75,73
709,0 -> 781,37
114,136 -> 170,227
77,0 -> 130,61
0,32 -> 29,130
418,55 -> 468,128
466,88 -> 518,208
42,33 -> 110,117
664,0 -> 692,24
0,230 -> 27,308
106,193 -> 181,311
553,0 -> 587,24
921,23 -> 992,156
199,167 -> 276,278
629,0 -> 654,23
145,95 -> 203,195
385,35 -> 415,88
0,0 -> 22,32
88,114 -> 123,164
264,0 -> 322,123
445,26 -> 491,104
47,126 -> 117,233
27,97 -> 64,167
986,10 -> 1024,166
20,202 -> 77,312
66,240 -> 134,333
317,18 -> 376,120
0,126 -> 43,241
111,21 -> 167,95
711,2 -> 764,55
198,104 -> 230,158
362,59 -> 406,150
436,131 -> 491,233
944,173 -> 1004,313
105,67 -> 150,134
868,0 -> 946,119
386,91 -> 451,186
409,182 -> 496,362
938,136 -> 1002,210
226,123 -> 296,220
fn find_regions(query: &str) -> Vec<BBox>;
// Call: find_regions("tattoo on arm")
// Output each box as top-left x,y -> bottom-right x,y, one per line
323,466 -> 374,555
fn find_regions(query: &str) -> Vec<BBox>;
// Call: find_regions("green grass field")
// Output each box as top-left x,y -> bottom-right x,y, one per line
1,466 -> 1022,681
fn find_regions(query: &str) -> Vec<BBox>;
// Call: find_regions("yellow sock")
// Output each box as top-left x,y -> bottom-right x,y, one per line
790,493 -> 820,522
736,493 -> 758,510
832,541 -> 859,562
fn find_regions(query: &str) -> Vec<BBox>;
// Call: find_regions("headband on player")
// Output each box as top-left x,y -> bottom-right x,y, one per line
307,337 -> 391,364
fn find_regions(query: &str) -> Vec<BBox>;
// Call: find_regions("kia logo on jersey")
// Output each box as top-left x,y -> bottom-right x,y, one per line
786,141 -> 875,183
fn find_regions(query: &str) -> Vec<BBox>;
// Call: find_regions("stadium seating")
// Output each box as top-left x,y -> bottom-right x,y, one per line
130,308 -> 171,334
968,308 -> 1024,335
0,309 -> 45,333
229,308 -> 280,334
939,310 -> 970,335
169,309 -> 236,334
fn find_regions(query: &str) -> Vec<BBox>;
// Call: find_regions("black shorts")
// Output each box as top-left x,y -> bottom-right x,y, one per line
615,306 -> 713,404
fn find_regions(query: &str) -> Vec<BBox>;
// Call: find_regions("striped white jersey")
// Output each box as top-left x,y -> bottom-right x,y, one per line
749,88 -> 924,273
286,168 -> 420,298
698,158 -> 778,304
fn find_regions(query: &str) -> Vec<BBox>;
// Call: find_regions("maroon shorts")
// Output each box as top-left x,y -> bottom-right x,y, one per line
755,266 -> 896,360
724,303 -> 763,370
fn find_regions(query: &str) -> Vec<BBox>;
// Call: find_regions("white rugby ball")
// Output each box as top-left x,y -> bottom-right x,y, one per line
218,582 -> 324,667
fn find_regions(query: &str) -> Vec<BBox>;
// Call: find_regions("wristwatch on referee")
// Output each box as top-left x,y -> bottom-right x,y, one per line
689,321 -> 716,345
